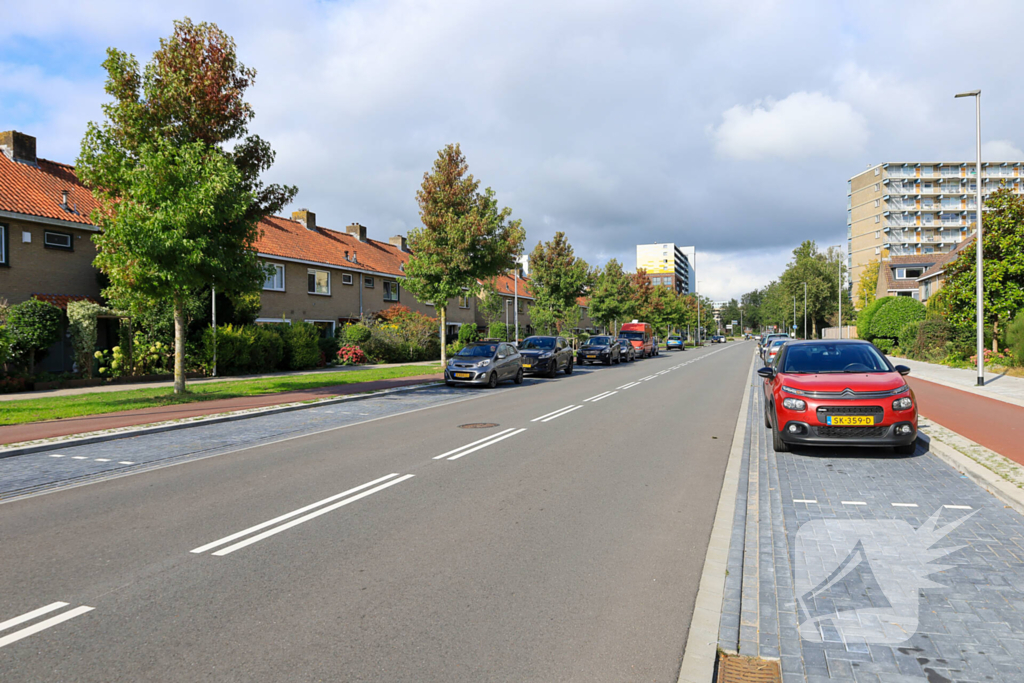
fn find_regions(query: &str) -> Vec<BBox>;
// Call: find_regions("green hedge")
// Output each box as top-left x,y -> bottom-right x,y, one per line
488,322 -> 511,341
275,322 -> 321,370
856,297 -> 888,341
874,338 -> 894,354
458,324 -> 481,344
1007,310 -> 1024,365
343,324 -> 372,345
898,321 -> 920,356
869,297 -> 926,341
202,324 -> 284,375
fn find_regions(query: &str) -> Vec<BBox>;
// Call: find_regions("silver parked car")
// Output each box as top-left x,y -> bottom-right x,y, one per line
445,342 -> 524,388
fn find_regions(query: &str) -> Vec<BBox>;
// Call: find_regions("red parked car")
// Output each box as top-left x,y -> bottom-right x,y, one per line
759,340 -> 918,454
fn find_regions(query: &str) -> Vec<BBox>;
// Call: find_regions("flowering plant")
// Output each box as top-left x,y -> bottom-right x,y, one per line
336,345 -> 368,366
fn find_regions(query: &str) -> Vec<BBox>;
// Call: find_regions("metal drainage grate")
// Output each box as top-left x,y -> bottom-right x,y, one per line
458,423 -> 500,429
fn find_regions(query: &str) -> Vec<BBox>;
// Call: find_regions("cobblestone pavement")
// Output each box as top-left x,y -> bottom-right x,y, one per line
721,362 -> 1024,683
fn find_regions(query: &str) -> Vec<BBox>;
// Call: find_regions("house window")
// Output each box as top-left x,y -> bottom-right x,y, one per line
874,183 -> 880,191
874,168 -> 880,176
875,247 -> 881,255
263,263 -> 285,291
517,300 -> 524,314
0,223 -> 7,265
874,216 -> 880,223
384,281 -> 400,302
307,269 -> 330,295
341,273 -> 353,285
43,230 -> 73,251
305,320 -> 336,337
895,268 -> 923,280
363,276 -> 374,289
458,294 -> 470,308
875,230 -> 880,239
874,199 -> 880,207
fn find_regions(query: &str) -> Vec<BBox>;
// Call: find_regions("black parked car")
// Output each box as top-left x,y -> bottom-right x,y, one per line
519,336 -> 574,377
617,338 -> 636,362
577,335 -> 620,366
445,342 -> 523,388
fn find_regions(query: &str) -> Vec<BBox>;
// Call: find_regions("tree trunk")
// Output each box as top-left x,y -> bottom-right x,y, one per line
812,318 -> 818,340
173,292 -> 187,394
439,305 -> 447,366
993,319 -> 999,353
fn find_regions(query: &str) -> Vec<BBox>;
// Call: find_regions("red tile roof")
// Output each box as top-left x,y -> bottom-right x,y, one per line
31,294 -> 101,310
255,215 -> 410,277
880,253 -> 941,292
0,154 -> 98,227
483,271 -> 534,300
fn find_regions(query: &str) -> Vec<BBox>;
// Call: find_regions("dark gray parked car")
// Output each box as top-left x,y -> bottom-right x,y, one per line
576,335 -> 620,365
445,342 -> 523,388
519,336 -> 574,377
617,338 -> 636,362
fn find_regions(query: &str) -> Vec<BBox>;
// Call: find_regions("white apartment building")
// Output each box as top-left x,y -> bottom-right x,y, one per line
636,242 -> 695,294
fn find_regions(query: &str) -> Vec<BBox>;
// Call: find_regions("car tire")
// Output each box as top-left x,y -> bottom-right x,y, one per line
893,441 -> 917,455
487,372 -> 498,389
763,406 -> 771,428
565,359 -> 574,375
547,361 -> 558,378
604,356 -> 611,366
514,368 -> 524,385
445,380 -> 455,387
770,405 -> 789,452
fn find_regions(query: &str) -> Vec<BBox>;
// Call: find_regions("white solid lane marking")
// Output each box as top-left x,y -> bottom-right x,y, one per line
212,474 -> 415,556
0,602 -> 68,633
892,503 -> 918,507
0,606 -> 94,649
119,461 -> 134,465
433,428 -> 517,458
48,454 -> 64,458
793,499 -> 817,504
71,456 -> 87,460
531,406 -> 576,422
541,405 -> 584,423
584,391 -> 614,402
94,459 -> 110,462
447,428 -> 527,460
841,501 -> 867,505
590,391 -> 618,402
191,473 -> 402,554
944,504 -> 973,510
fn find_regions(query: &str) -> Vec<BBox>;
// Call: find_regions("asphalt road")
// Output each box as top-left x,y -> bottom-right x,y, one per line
0,341 -> 753,682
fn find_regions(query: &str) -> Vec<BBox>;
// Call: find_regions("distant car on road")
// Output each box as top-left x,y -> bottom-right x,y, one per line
445,342 -> 523,388
665,335 -> 684,351
519,336 -> 574,377
711,335 -> 726,344
577,335 -> 620,365
617,338 -> 636,362
759,339 -> 917,454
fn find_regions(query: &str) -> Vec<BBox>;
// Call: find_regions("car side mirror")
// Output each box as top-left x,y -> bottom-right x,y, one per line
894,365 -> 911,376
757,366 -> 775,379
497,353 -> 506,360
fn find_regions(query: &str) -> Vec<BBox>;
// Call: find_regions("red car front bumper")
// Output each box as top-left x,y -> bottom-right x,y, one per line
772,391 -> 918,448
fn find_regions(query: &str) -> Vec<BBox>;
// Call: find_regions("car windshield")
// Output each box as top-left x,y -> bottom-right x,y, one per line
618,331 -> 644,340
587,336 -> 612,346
521,337 -> 555,350
456,344 -> 497,357
781,343 -> 893,374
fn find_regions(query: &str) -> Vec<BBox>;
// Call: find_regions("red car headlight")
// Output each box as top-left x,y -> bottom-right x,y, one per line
782,397 -> 807,411
893,397 -> 913,411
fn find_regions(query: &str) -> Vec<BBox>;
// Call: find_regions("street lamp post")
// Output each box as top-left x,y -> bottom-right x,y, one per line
803,282 -> 807,340
514,266 -> 520,343
838,261 -> 843,339
696,281 -> 701,345
955,89 -> 984,386
793,296 -> 797,338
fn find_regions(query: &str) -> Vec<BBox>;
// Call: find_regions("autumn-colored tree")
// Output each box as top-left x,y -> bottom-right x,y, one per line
403,144 -> 525,364
528,233 -> 593,334
857,259 -> 881,310
628,270 -> 656,321
78,18 -> 296,392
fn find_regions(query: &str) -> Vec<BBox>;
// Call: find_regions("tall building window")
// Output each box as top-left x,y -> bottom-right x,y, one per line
874,199 -> 880,207
263,263 -> 285,291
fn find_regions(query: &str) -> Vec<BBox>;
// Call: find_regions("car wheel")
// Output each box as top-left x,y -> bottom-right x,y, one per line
893,441 -> 917,455
547,361 -> 558,378
564,359 -> 574,375
604,355 -> 611,366
771,408 -> 790,453
445,380 -> 455,387
487,372 -> 498,389
514,368 -> 524,385
763,405 -> 771,428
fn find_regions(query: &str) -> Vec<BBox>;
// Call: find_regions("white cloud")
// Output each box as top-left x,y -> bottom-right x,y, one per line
710,91 -> 868,161
982,139 -> 1024,161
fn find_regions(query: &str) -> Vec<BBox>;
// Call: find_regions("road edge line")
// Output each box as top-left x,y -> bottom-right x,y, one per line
922,420 -> 1024,517
676,347 -> 756,683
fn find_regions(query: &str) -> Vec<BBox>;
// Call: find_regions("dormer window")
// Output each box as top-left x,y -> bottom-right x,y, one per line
895,267 -> 923,280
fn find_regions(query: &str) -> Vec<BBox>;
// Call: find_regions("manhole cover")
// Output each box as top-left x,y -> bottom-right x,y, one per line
458,423 -> 500,429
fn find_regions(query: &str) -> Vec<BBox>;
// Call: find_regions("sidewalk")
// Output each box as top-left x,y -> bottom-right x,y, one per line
0,373 -> 442,446
0,361 -> 439,402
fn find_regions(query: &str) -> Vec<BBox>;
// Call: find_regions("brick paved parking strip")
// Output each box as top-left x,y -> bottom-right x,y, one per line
721,361 -> 1024,682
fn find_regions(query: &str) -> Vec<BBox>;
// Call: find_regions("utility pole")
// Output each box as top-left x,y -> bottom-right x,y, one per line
803,282 -> 807,340
793,296 -> 797,337
838,262 -> 843,339
514,265 -> 520,342
211,287 -> 217,377
955,89 -> 984,386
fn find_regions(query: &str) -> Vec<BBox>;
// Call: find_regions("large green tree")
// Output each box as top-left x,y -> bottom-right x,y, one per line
587,259 -> 634,333
528,233 -> 593,334
403,143 -> 525,363
942,188 -> 1024,352
78,18 -> 296,393
857,259 -> 880,310
779,241 -> 850,338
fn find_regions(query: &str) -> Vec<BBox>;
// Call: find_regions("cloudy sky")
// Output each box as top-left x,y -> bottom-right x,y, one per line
3,0 -> 1023,301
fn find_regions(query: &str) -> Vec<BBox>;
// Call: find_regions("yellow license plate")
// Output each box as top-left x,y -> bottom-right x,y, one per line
454,372 -> 471,379
523,363 -> 532,369
828,415 -> 874,426
587,355 -> 596,358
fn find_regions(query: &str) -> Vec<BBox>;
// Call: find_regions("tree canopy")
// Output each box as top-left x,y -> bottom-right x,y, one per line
586,259 -> 633,333
528,232 -> 593,334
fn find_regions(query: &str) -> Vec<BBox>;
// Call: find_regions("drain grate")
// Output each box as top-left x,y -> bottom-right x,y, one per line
716,653 -> 781,683
458,423 -> 499,429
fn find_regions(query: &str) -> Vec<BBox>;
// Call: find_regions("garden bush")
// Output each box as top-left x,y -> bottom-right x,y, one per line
898,321 -> 920,357
337,345 -> 368,365
873,338 -> 894,354
1007,310 -> 1024,366
913,318 -> 951,362
856,297 -> 889,342
318,335 -> 340,360
869,297 -> 926,341
6,299 -> 63,373
457,324 -> 481,345
276,322 -> 321,370
488,322 -> 510,341
200,324 -> 285,375
344,324 -> 372,345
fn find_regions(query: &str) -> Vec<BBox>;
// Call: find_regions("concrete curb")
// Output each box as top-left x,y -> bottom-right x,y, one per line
923,424 -> 1024,517
0,380 -> 444,459
677,350 -> 756,683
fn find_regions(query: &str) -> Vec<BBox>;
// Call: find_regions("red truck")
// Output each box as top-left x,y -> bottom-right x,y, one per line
618,321 -> 655,358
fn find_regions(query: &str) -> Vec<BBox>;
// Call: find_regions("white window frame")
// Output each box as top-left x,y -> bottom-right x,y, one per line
458,293 -> 470,309
43,229 -> 73,251
308,268 -> 331,295
304,319 -> 336,337
383,280 -> 400,302
256,317 -> 291,324
341,273 -> 354,285
874,215 -> 880,223
263,263 -> 285,291
874,199 -> 880,207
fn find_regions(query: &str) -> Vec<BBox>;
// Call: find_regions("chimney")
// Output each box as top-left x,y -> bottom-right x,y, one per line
61,190 -> 69,211
0,131 -> 38,166
346,223 -> 368,242
388,235 -> 409,252
291,209 -> 316,231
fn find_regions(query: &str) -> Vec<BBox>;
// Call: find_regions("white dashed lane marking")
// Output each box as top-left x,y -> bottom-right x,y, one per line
0,602 -> 94,649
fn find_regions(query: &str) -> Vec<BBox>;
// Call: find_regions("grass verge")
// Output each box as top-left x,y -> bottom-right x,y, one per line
0,365 -> 442,426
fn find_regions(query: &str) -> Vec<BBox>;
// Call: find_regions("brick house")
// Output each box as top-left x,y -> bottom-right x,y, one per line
917,234 -> 975,304
875,254 -> 942,302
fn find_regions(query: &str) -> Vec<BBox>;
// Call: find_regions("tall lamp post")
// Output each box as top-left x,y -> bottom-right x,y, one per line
838,259 -> 843,339
803,282 -> 807,340
696,281 -> 702,345
955,89 -> 984,386
793,296 -> 797,338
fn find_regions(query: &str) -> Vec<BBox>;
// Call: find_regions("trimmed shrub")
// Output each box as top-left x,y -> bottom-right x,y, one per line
201,324 -> 284,375
1007,310 -> 1024,366
856,297 -> 889,342
913,318 -> 951,361
458,324 -> 481,345
318,335 -> 340,360
6,299 -> 63,372
869,297 -> 926,341
280,322 -> 320,370
488,322 -> 510,341
874,338 -> 894,354
898,321 -> 920,357
344,324 -> 372,345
